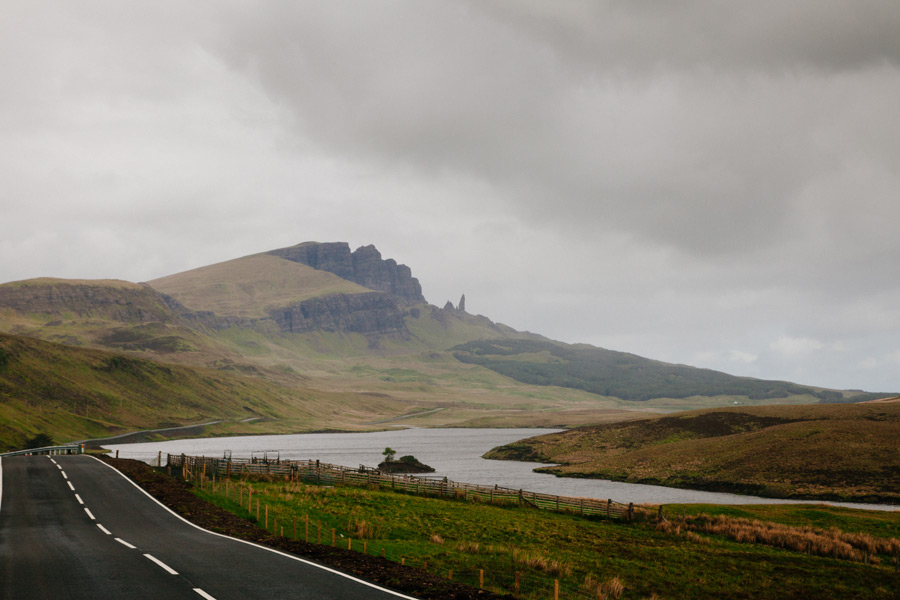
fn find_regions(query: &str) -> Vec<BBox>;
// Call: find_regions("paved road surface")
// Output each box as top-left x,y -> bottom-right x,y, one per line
0,455 -> 416,599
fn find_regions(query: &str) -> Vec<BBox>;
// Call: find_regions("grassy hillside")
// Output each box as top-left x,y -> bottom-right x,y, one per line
0,332 -> 416,452
485,402 -> 900,502
148,253 -> 371,318
453,338 -> 888,405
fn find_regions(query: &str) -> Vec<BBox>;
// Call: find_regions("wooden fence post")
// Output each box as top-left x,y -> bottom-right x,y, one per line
607,499 -> 611,519
293,516 -> 296,540
331,529 -> 336,546
627,502 -> 634,522
306,515 -> 309,541
553,579 -> 559,600
514,572 -> 520,598
479,569 -> 484,589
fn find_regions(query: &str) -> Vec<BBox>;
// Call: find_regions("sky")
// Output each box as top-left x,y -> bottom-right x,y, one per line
2,1 -> 899,392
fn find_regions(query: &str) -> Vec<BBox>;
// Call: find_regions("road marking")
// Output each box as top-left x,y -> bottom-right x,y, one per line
84,507 -> 96,520
115,538 -> 136,549
194,589 -> 217,600
75,493 -> 84,505
67,481 -> 75,491
56,464 -> 62,470
61,471 -> 68,480
90,456 -> 419,599
50,458 -> 57,465
97,523 -> 111,535
144,553 -> 178,575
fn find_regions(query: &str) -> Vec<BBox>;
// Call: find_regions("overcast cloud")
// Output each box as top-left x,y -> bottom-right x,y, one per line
2,1 -> 899,392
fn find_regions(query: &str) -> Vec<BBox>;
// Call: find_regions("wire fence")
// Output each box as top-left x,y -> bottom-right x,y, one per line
184,472 -> 628,600
166,453 -> 650,522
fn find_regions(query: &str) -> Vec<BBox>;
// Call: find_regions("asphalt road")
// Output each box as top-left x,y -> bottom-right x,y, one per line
0,454 -> 417,599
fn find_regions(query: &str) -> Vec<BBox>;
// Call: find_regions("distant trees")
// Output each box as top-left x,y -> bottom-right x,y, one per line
382,447 -> 396,463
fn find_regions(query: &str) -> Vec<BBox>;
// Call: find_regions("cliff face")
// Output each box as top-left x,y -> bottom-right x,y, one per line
0,281 -> 175,323
271,292 -> 407,337
269,242 -> 425,303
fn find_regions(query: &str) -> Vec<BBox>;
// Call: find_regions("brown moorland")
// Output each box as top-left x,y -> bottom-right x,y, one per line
485,402 -> 900,503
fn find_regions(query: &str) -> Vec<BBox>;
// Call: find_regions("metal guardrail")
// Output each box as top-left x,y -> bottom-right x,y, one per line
0,445 -> 84,457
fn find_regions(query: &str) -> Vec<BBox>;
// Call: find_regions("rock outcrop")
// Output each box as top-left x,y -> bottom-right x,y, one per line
271,292 -> 407,337
268,242 -> 426,303
0,280 -> 175,323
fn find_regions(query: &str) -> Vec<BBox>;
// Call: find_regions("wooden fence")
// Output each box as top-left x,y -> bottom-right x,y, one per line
167,453 -> 647,521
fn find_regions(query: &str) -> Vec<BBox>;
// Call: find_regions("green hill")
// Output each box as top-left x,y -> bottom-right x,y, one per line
484,401 -> 900,502
452,338 -> 886,404
0,332 -> 412,452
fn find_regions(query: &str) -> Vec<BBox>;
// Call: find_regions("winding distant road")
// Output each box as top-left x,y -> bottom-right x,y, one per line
0,455 -> 416,599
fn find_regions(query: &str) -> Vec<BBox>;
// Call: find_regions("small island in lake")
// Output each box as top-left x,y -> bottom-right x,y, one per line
378,453 -> 436,474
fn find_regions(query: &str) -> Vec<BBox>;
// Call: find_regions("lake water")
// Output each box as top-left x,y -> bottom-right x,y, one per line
105,428 -> 898,511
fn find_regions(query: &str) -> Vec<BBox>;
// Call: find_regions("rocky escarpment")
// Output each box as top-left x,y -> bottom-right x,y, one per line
271,292 -> 408,337
269,242 -> 425,303
0,280 -> 175,323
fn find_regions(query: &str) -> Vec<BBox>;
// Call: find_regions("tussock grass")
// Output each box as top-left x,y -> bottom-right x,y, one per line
659,513 -> 900,564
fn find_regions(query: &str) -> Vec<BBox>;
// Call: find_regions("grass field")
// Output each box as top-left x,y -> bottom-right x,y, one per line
190,472 -> 900,599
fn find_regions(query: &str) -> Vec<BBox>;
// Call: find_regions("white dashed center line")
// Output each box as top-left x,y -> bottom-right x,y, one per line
96,523 -> 111,535
144,554 -> 178,575
194,589 -> 218,599
115,538 -> 137,549
67,481 -> 75,491
84,507 -> 95,520
61,471 -> 68,480
75,493 -> 84,505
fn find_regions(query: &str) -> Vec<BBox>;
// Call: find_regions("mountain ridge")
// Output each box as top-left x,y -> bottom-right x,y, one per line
0,240 -> 890,434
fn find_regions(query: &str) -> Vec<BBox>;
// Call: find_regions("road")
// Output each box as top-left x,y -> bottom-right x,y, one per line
0,454 -> 416,599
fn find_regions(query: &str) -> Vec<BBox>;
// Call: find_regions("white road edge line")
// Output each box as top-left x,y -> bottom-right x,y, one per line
193,589 -> 217,600
75,493 -> 84,505
84,507 -> 95,520
116,537 -> 137,549
144,553 -> 178,575
89,456 -> 418,599
67,481 -> 75,491
97,523 -> 112,535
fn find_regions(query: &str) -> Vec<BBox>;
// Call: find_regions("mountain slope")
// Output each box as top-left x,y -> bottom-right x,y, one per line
452,338 -> 886,404
0,331 -> 415,451
149,253 -> 371,318
0,240 -> 891,438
